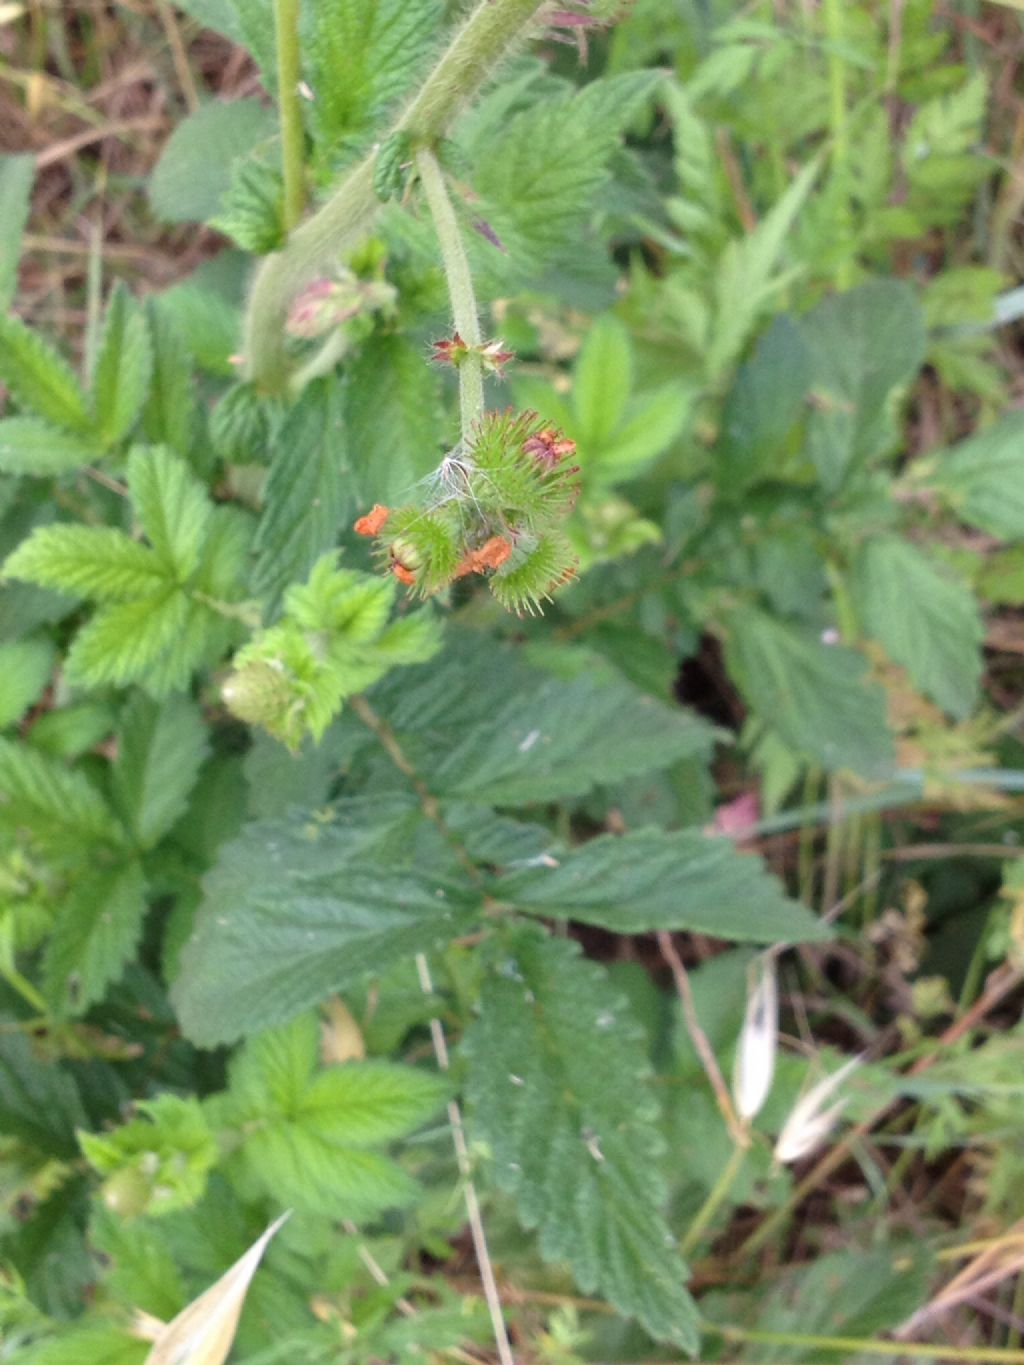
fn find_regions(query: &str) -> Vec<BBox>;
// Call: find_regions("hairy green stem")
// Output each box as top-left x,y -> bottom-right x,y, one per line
704,1320 -> 1024,1363
244,0 -> 549,391
823,0 -> 852,290
679,1140 -> 746,1258
416,146 -> 483,439
274,0 -> 306,232
1,963 -> 47,1016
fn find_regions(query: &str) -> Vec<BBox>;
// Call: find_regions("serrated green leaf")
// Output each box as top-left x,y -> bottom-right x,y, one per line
705,160 -> 819,380
0,417 -> 101,477
253,380 -> 348,608
724,607 -> 894,776
496,828 -> 829,943
0,312 -> 90,432
28,701 -> 115,760
0,154 -> 35,308
209,157 -> 284,254
0,637 -> 53,729
141,303 -> 195,453
237,1124 -> 418,1221
226,1013 -> 445,1146
298,1062 -> 447,1146
43,860 -> 148,1016
303,0 -> 441,148
64,590 -> 191,692
800,280 -> 926,490
472,71 -> 658,269
219,1017 -> 442,1221
17,1325 -> 148,1365
127,445 -> 213,579
111,693 -> 210,848
140,597 -> 228,696
345,333 -> 444,503
3,524 -> 170,600
358,632 -> 715,805
851,537 -> 983,719
0,1032 -> 86,1155
89,1207 -> 186,1321
717,314 -> 813,491
572,314 -> 632,447
465,927 -> 700,1351
227,1011 -> 320,1114
0,735 -> 123,851
921,412 -> 1024,539
156,256 -> 243,377
175,0 -> 276,78
91,283 -> 154,447
171,802 -> 480,1045
149,98 -> 278,224
588,384 -> 691,487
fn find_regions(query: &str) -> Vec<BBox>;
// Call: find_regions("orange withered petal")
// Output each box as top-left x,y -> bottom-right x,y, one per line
391,562 -> 417,586
453,535 -> 513,579
354,504 -> 390,536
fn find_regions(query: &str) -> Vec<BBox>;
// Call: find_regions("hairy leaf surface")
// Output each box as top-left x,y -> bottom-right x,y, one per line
465,928 -> 700,1350
172,800 -> 480,1044
43,860 -> 148,1016
725,607 -> 893,775
852,536 -> 983,718
497,828 -> 829,943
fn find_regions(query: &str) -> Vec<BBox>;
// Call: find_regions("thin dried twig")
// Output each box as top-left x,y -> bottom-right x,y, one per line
657,930 -> 747,1145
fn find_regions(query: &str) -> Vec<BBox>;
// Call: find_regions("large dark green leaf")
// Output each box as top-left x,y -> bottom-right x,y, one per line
496,828 -> 829,943
0,1033 -> 86,1155
850,536 -> 983,718
252,381 -> 349,608
355,631 -> 715,805
724,607 -> 893,776
920,412 -> 1024,540
465,927 -> 700,1351
171,799 -> 481,1045
799,281 -> 925,490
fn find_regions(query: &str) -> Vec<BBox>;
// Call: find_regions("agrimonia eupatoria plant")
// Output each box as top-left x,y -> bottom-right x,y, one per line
1,1 -> 1022,1363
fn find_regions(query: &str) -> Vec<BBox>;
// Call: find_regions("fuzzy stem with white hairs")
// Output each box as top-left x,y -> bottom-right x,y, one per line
243,0 -> 551,392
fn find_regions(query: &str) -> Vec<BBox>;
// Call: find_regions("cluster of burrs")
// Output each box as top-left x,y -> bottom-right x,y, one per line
354,408 -> 581,615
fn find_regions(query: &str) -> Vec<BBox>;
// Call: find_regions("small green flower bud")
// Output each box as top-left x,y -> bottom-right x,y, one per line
222,659 -> 291,728
100,1165 -> 151,1218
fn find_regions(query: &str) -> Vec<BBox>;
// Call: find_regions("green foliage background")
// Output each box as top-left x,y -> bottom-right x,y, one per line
1,1 -> 1023,1361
